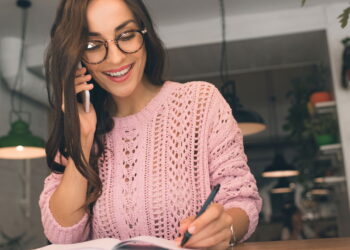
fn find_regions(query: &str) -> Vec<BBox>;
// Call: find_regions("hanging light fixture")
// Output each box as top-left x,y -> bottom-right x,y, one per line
314,176 -> 346,184
263,153 -> 299,178
262,72 -> 299,178
0,0 -> 45,159
218,0 -> 266,136
220,80 -> 266,136
310,186 -> 330,196
271,178 -> 296,194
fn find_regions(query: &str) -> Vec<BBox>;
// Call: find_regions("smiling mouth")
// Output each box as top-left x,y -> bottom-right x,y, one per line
103,63 -> 134,78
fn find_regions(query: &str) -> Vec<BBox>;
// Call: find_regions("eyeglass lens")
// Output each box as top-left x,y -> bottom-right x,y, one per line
83,30 -> 145,64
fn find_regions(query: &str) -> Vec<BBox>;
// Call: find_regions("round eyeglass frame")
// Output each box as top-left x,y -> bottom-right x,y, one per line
82,28 -> 147,65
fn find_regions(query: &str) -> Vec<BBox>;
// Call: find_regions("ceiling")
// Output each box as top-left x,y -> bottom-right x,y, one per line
0,0 -> 347,47
166,30 -> 328,80
146,0 -> 347,26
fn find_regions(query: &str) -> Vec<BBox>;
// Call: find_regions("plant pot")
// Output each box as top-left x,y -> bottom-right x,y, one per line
309,91 -> 332,106
315,134 -> 336,146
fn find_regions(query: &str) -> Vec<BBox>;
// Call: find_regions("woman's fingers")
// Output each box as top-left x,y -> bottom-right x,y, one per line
75,67 -> 87,76
188,203 -> 225,235
75,74 -> 93,94
189,227 -> 231,249
61,69 -> 92,112
75,83 -> 94,94
184,213 -> 231,247
75,74 -> 92,85
179,203 -> 233,248
179,216 -> 196,234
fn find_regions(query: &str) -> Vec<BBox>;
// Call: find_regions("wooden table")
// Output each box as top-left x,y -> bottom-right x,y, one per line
235,237 -> 350,250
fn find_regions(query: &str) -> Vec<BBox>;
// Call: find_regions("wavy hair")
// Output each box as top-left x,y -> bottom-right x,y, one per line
45,0 -> 166,221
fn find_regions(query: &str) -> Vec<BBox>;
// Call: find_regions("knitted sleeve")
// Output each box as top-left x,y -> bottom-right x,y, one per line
38,155 -> 90,244
207,86 -> 262,242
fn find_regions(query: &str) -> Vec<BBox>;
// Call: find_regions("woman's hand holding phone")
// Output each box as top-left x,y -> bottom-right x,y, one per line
74,65 -> 96,157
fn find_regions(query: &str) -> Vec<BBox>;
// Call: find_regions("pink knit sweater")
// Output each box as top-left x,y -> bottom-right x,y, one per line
39,81 -> 262,244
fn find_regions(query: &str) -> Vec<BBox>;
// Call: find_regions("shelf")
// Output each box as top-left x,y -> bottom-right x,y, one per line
319,143 -> 341,154
314,101 -> 336,114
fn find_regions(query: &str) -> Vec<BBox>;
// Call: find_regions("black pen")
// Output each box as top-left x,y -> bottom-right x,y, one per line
180,184 -> 221,247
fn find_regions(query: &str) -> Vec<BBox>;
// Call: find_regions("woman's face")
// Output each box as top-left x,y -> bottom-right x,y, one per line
85,0 -> 147,99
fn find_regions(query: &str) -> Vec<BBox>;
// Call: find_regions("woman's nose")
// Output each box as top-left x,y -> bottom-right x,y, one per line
105,40 -> 126,64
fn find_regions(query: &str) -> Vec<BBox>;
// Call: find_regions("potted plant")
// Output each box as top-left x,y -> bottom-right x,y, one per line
305,114 -> 339,146
283,76 -> 319,185
307,66 -> 333,107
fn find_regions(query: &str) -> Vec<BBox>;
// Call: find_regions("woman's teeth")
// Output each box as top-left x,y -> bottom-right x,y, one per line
105,65 -> 132,77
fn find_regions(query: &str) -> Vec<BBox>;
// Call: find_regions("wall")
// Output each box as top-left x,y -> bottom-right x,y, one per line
325,3 -> 350,237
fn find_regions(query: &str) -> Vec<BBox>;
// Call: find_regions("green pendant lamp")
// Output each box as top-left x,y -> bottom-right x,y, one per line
0,0 -> 45,159
0,119 -> 45,159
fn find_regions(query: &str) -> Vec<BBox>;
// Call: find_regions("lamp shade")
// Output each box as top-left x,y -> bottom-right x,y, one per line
221,80 -> 266,136
235,108 -> 267,136
310,186 -> 330,196
271,178 -> 295,194
262,152 -> 299,178
0,120 -> 45,159
314,176 -> 346,184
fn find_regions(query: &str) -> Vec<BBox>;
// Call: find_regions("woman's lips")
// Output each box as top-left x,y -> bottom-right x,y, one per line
104,63 -> 134,83
104,63 -> 132,73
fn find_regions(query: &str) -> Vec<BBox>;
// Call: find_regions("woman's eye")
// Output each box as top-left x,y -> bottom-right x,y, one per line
120,32 -> 136,41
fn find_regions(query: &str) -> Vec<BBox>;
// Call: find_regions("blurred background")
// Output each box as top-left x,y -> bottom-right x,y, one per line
1,0 -> 350,249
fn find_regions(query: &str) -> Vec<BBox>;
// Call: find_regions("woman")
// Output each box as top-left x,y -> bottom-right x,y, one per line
39,0 -> 262,249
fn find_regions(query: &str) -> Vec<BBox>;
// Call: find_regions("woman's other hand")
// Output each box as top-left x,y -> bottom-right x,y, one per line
176,203 -> 233,250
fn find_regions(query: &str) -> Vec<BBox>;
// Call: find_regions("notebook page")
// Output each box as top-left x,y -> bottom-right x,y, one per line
34,238 -> 120,250
115,236 -> 191,250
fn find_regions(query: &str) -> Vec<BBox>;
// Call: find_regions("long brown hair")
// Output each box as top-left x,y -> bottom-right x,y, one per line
45,0 -> 166,220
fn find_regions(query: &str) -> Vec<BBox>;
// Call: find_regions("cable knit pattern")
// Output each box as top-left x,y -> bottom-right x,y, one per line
39,81 -> 262,244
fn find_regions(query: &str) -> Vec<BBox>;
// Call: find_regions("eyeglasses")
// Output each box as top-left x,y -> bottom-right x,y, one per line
82,28 -> 147,64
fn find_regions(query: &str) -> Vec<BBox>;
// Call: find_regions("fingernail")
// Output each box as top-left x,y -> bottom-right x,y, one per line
188,226 -> 195,234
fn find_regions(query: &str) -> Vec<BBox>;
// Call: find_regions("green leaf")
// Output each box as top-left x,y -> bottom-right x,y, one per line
301,0 -> 306,7
338,7 -> 350,28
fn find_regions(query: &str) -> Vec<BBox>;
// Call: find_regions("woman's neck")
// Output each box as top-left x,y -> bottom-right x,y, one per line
112,77 -> 162,118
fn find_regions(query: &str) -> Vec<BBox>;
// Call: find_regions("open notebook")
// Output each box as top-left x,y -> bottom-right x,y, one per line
35,236 -> 192,250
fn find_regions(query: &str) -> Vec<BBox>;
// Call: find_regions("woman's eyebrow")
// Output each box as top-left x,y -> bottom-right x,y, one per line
87,20 -> 137,36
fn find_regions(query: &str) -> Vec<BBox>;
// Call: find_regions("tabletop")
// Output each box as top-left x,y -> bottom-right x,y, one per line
235,237 -> 350,250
